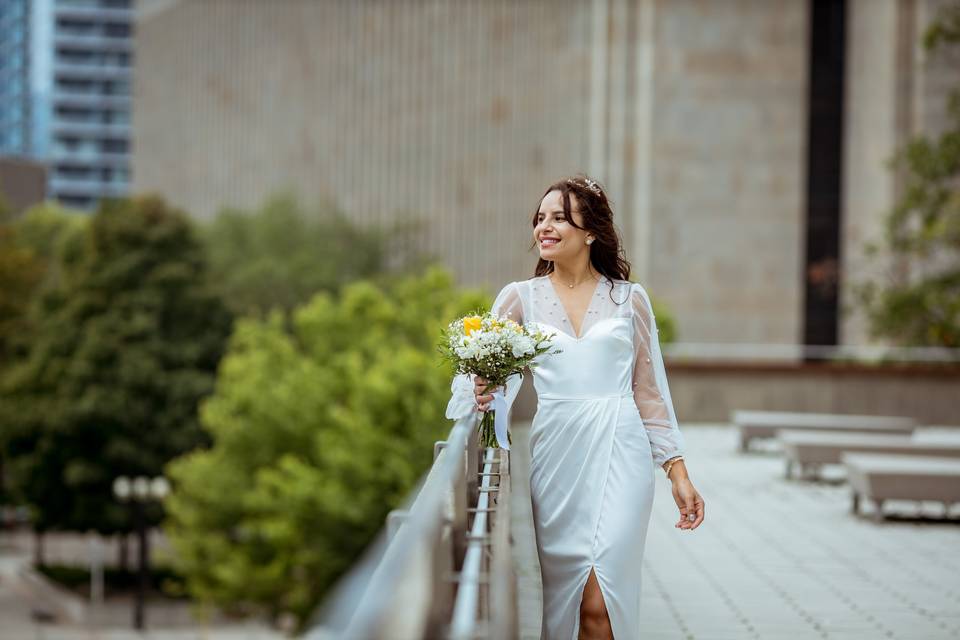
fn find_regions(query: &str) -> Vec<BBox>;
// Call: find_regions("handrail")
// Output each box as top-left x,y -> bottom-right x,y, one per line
449,447 -> 497,638
307,411 -> 517,639
664,341 -> 960,363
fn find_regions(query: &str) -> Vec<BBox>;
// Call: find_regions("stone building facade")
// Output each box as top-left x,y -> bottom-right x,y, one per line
132,0 -> 959,347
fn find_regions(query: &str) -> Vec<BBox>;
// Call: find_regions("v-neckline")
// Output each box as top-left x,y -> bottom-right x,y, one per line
544,274 -> 606,340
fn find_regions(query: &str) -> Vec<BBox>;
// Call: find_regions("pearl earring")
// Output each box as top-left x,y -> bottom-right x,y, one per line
586,238 -> 594,245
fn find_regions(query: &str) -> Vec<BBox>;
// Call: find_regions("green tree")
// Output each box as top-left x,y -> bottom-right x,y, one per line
163,266 -> 487,628
855,4 -> 960,347
200,191 -> 431,317
0,227 -> 45,363
11,202 -> 88,272
0,190 -> 11,222
0,227 -> 44,504
1,195 -> 233,534
0,203 -> 87,503
0,202 -> 86,362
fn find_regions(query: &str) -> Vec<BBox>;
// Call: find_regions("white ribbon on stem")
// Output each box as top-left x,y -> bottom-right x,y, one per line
489,388 -> 510,450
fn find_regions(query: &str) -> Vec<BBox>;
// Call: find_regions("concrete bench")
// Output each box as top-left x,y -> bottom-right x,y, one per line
732,410 -> 916,452
842,452 -> 960,522
779,430 -> 960,480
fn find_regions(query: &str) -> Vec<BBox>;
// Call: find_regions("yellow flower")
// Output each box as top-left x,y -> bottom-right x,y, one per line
463,316 -> 483,336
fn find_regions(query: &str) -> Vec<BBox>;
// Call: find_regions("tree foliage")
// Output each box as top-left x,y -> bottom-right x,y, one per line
11,202 -> 88,269
0,189 -> 11,222
199,191 -> 432,317
855,4 -> 960,347
162,266 -> 487,628
0,204 -> 88,502
0,203 -> 87,362
1,195 -> 233,533
0,227 -> 45,363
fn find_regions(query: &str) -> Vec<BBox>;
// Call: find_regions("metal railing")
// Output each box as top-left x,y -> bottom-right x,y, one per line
664,341 -> 960,364
308,413 -> 517,640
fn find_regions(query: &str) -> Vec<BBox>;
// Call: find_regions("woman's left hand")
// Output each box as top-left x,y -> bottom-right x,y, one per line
670,477 -> 704,530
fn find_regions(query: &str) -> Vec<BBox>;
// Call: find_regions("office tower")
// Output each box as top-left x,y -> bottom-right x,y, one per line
0,0 -> 134,211
0,0 -> 32,158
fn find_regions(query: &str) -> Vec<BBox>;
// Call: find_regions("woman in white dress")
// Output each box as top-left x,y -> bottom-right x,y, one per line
446,174 -> 705,640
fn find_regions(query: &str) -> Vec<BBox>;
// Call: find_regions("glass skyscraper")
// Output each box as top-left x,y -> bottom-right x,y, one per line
0,0 -> 33,157
0,0 -> 133,211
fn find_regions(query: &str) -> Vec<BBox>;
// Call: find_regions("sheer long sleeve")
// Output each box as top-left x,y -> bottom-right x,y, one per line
445,281 -> 524,420
630,283 -> 686,467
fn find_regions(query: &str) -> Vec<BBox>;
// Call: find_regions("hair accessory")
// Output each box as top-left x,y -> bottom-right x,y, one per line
583,177 -> 602,196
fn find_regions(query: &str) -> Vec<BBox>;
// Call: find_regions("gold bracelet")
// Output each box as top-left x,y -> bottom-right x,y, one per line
664,455 -> 684,478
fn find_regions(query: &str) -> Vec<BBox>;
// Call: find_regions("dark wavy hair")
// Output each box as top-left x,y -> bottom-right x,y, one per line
529,174 -> 632,298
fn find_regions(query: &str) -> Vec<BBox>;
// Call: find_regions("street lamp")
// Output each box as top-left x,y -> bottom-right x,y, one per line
112,475 -> 170,630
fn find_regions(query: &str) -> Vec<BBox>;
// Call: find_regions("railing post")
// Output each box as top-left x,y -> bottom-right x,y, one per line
458,428 -> 479,572
386,509 -> 408,542
489,448 -> 518,640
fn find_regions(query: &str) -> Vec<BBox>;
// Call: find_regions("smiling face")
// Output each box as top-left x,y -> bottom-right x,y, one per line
534,189 -> 593,263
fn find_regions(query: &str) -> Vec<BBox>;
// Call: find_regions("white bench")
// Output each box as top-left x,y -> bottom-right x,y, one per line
732,410 -> 916,452
842,452 -> 960,522
779,430 -> 960,480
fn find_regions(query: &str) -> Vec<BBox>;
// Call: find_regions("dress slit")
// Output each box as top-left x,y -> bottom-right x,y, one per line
572,563 -> 614,640
571,398 -> 622,639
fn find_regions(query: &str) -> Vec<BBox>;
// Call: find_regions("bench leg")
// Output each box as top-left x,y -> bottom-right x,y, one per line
739,433 -> 749,453
785,460 -> 793,480
873,499 -> 885,523
851,492 -> 859,516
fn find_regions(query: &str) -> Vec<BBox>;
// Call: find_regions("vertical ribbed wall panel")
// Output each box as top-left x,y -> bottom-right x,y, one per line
134,0 -> 813,343
134,0 -> 590,288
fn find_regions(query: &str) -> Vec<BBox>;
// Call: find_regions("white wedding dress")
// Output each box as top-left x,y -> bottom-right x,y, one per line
446,275 -> 686,640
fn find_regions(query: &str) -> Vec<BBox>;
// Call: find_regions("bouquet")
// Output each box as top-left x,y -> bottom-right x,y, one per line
440,311 -> 560,449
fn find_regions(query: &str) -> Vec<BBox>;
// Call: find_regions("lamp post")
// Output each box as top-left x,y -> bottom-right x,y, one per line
112,475 -> 170,630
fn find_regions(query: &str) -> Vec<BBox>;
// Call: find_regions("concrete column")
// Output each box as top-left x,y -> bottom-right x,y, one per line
588,0 -> 610,180
626,0 -> 656,283
839,0 -> 960,345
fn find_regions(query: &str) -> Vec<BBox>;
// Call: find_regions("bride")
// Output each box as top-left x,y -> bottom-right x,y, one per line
447,174 -> 705,640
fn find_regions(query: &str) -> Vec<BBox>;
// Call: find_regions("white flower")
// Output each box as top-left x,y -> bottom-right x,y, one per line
511,335 -> 536,357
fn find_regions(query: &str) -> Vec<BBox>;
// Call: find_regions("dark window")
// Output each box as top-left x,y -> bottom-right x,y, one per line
102,109 -> 129,124
57,78 -> 95,92
56,165 -> 93,178
100,138 -> 128,153
103,79 -> 130,95
57,19 -> 96,34
59,195 -> 94,208
802,0 -> 846,350
56,106 -> 93,119
103,23 -> 130,38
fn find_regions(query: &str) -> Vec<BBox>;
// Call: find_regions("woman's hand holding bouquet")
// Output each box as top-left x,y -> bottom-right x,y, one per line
440,312 -> 560,449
